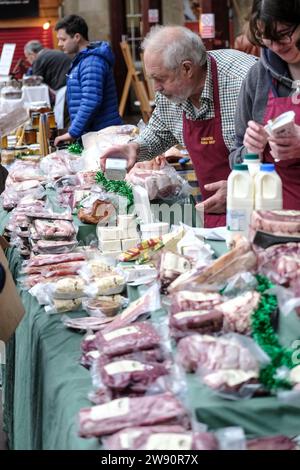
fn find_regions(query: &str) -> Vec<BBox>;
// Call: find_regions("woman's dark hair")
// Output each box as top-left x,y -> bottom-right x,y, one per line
248,0 -> 300,47
55,14 -> 89,41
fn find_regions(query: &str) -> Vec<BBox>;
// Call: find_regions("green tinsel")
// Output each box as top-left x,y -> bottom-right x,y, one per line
68,142 -> 83,155
251,275 -> 296,392
95,171 -> 134,208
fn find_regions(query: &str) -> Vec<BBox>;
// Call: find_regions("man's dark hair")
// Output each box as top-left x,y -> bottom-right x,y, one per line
55,14 -> 89,41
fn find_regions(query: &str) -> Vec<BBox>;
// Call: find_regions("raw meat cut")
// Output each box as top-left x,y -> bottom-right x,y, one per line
78,393 -> 189,437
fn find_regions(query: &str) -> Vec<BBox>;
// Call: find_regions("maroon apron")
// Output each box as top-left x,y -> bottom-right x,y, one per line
263,87 -> 300,209
183,56 -> 231,228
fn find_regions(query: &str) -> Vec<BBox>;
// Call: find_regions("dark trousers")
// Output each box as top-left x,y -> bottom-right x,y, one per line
0,165 -> 8,194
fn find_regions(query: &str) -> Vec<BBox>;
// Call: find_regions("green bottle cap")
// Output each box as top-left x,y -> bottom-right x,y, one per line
233,164 -> 248,171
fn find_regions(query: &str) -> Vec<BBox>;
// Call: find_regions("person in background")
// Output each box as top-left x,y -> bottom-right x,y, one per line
234,17 -> 260,57
100,25 -> 257,227
24,40 -> 72,93
230,0 -> 300,210
54,14 -> 122,147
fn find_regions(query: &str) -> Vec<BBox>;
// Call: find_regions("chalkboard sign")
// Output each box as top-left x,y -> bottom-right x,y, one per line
0,0 -> 39,19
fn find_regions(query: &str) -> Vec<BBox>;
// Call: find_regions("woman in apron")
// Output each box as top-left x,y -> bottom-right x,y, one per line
230,0 -> 300,209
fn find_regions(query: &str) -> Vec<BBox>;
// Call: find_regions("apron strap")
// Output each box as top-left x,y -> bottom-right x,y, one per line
268,72 -> 279,97
209,56 -> 221,118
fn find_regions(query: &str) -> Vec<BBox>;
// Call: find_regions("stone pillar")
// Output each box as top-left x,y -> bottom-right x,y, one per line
61,0 -> 111,41
162,0 -> 184,25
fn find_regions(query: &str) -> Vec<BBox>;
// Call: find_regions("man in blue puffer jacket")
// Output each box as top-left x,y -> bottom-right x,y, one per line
54,14 -> 122,147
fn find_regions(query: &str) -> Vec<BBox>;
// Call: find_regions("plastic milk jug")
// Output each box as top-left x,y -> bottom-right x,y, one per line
226,164 -> 254,244
243,154 -> 261,178
255,163 -> 283,210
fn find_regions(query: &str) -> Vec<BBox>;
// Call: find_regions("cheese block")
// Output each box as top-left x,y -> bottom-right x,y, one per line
121,238 -> 140,251
99,239 -> 122,252
101,250 -> 123,260
97,226 -> 121,241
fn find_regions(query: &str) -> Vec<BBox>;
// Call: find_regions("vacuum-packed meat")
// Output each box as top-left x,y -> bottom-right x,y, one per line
94,322 -> 161,358
105,426 -> 218,450
78,392 -> 189,437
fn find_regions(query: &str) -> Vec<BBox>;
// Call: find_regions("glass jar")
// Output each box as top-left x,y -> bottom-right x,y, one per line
31,112 -> 40,130
1,147 -> 15,165
46,111 -> 56,129
24,126 -> 37,145
1,85 -> 22,100
1,136 -> 8,149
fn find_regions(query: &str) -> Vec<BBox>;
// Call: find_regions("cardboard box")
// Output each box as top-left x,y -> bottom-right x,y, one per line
0,246 -> 25,342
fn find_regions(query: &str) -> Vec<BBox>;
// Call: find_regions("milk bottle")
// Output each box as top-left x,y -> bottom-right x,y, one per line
243,154 -> 261,178
255,163 -> 283,210
226,164 -> 254,245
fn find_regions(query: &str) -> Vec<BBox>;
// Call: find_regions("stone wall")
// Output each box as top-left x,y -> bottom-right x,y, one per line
162,0 -> 184,25
62,0 -> 111,41
61,0 -> 249,40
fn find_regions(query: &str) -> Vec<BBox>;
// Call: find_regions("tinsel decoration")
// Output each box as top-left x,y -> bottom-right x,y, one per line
251,275 -> 295,391
95,171 -> 134,207
68,142 -> 83,155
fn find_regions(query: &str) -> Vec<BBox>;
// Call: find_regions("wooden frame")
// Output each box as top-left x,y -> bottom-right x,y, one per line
119,41 -> 153,123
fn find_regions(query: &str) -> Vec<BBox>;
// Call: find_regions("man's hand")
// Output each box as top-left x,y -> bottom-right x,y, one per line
268,124 -> 300,160
196,180 -> 227,214
100,143 -> 140,172
243,120 -> 268,154
54,132 -> 73,147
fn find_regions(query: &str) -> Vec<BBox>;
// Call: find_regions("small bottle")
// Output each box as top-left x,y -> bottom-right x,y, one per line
31,112 -> 40,130
226,164 -> 254,245
243,153 -> 261,178
255,163 -> 283,210
46,111 -> 56,129
1,136 -> 8,149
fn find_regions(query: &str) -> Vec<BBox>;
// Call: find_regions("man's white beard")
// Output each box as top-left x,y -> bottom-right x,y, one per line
167,95 -> 187,104
163,85 -> 194,105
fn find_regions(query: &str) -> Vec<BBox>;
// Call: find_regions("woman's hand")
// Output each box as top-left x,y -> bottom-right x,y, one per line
243,120 -> 268,154
268,124 -> 300,160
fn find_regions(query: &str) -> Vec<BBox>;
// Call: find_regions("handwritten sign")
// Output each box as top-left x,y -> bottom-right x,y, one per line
0,43 -> 16,76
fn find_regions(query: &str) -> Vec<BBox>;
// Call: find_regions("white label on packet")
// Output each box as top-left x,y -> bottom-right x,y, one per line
174,310 -> 211,321
87,350 -> 100,360
145,433 -> 192,450
104,360 -> 146,376
179,292 -> 220,302
90,397 -> 129,421
103,325 -> 138,342
120,430 -> 143,449
119,296 -> 144,320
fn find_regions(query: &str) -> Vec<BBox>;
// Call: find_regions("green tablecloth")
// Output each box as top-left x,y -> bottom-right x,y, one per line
3,247 -> 100,450
1,206 -> 300,448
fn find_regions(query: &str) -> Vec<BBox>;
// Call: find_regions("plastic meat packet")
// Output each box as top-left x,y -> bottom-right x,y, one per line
82,295 -> 128,318
104,427 -> 218,451
216,427 -> 246,450
126,156 -> 191,203
78,392 -> 190,438
100,283 -> 161,333
62,314 -> 114,331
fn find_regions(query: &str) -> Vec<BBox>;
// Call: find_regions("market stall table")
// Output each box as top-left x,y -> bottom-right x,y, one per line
1,207 -> 300,449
